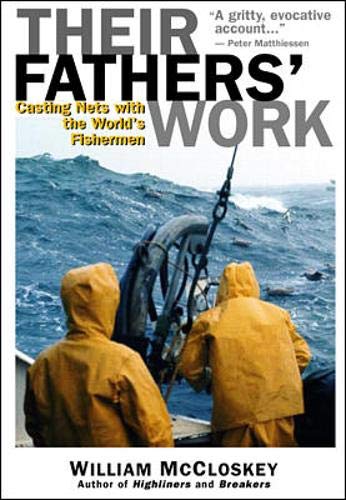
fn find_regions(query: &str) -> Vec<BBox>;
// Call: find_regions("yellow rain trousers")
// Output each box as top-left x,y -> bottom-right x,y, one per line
180,262 -> 311,447
24,263 -> 174,447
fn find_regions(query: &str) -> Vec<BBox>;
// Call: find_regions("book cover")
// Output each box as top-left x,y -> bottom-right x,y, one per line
1,1 -> 345,498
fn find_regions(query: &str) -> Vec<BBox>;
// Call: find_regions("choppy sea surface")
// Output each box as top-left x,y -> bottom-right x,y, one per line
16,154 -> 335,420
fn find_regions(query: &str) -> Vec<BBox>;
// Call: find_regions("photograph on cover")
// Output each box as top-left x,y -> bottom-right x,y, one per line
15,147 -> 336,449
2,1 -> 345,499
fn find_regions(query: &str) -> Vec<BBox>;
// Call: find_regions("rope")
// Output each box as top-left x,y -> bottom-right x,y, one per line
140,239 -> 210,308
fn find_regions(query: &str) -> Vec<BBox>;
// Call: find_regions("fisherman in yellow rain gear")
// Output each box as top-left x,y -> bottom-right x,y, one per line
179,262 -> 311,447
24,263 -> 174,447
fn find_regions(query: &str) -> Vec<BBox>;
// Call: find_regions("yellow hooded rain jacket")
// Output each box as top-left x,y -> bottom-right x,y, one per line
24,263 -> 174,447
180,262 -> 311,432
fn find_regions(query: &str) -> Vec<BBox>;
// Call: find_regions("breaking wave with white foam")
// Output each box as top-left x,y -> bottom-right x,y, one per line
231,193 -> 287,213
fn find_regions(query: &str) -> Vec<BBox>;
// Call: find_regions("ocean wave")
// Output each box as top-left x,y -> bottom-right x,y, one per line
231,193 -> 287,213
